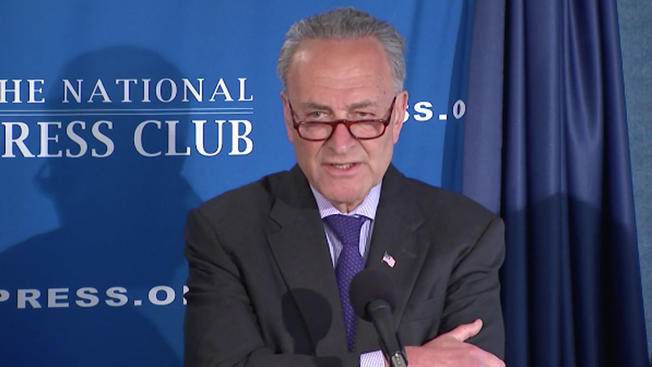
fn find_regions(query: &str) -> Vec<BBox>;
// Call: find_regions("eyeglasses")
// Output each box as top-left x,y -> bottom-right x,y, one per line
288,96 -> 397,141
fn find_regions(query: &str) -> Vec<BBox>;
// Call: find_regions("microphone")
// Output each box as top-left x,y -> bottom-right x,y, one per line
350,269 -> 407,367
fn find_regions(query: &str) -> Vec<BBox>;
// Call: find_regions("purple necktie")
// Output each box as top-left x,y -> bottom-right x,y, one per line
323,214 -> 367,352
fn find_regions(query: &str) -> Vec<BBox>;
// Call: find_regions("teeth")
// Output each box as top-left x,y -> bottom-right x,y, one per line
332,163 -> 353,169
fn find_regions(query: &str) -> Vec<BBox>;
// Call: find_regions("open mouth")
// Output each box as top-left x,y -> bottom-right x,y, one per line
331,163 -> 355,169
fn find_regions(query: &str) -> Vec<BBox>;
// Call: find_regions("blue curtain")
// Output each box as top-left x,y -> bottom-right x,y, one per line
464,1 -> 649,366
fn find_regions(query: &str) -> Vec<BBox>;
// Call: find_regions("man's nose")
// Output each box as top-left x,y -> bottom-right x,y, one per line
327,122 -> 357,151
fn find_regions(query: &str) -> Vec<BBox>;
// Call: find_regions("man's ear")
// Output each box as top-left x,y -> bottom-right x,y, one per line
280,91 -> 296,143
391,90 -> 409,144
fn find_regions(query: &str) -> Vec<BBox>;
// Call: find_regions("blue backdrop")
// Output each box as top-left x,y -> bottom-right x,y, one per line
0,1 -> 473,364
2,1 -> 647,366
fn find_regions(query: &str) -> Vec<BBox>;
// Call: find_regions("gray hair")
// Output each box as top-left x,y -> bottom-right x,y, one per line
277,8 -> 406,93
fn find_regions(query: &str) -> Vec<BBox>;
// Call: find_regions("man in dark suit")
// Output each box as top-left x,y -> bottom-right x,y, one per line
184,8 -> 505,367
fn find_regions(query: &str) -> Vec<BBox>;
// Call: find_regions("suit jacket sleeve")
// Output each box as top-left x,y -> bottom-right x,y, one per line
438,215 -> 505,359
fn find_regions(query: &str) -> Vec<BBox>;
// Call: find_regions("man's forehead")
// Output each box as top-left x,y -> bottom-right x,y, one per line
290,37 -> 388,70
297,99 -> 379,111
286,37 -> 394,101
297,36 -> 383,51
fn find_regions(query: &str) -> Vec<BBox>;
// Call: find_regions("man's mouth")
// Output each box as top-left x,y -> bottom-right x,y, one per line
331,163 -> 354,169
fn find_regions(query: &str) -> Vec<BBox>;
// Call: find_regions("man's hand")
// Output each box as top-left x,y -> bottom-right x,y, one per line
401,319 -> 505,367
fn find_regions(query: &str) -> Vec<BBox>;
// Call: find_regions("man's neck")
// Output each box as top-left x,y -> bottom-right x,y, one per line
310,183 -> 382,219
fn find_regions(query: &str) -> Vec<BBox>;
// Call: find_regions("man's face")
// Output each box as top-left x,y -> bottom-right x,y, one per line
282,37 -> 408,213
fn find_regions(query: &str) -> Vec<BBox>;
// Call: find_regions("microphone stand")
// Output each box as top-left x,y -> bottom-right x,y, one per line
367,299 -> 408,367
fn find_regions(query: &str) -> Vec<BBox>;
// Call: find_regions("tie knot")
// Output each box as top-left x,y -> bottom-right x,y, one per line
323,214 -> 367,247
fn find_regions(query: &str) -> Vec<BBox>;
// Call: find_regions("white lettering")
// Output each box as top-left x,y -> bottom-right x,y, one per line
0,289 -> 9,303
134,120 -> 162,157
238,78 -> 253,101
192,120 -> 224,156
2,122 -> 34,157
182,78 -> 203,102
47,288 -> 69,308
27,79 -> 45,103
90,120 -> 114,157
148,286 -> 175,306
65,121 -> 88,158
142,78 -> 152,102
115,79 -> 138,103
155,78 -> 177,103
75,287 -> 99,307
165,120 -> 190,156
209,78 -> 233,102
0,79 -> 22,103
17,289 -> 41,309
229,120 -> 253,155
453,99 -> 466,119
59,78 -> 255,104
37,122 -> 63,158
105,287 -> 128,307
88,79 -> 112,103
62,79 -> 83,103
414,101 -> 434,122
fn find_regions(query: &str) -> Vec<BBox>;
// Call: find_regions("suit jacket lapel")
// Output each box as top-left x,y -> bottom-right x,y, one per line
356,165 -> 428,352
267,166 -> 349,355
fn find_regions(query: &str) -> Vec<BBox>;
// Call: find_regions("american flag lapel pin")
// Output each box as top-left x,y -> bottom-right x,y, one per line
382,251 -> 396,268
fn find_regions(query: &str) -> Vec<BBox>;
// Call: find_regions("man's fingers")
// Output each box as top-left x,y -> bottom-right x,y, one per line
483,349 -> 506,367
414,320 -> 505,367
445,318 -> 483,342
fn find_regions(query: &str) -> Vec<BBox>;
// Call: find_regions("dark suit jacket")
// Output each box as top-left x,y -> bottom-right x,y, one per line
184,165 -> 505,366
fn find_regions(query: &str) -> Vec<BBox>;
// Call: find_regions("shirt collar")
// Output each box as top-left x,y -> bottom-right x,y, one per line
310,182 -> 382,220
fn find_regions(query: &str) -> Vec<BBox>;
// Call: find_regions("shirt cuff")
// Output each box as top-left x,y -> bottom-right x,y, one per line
360,350 -> 385,367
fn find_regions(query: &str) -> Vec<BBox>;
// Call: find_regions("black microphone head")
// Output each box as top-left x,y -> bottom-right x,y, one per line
349,268 -> 398,321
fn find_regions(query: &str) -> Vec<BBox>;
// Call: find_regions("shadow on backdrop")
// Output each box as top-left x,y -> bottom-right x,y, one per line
0,46 -> 200,366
